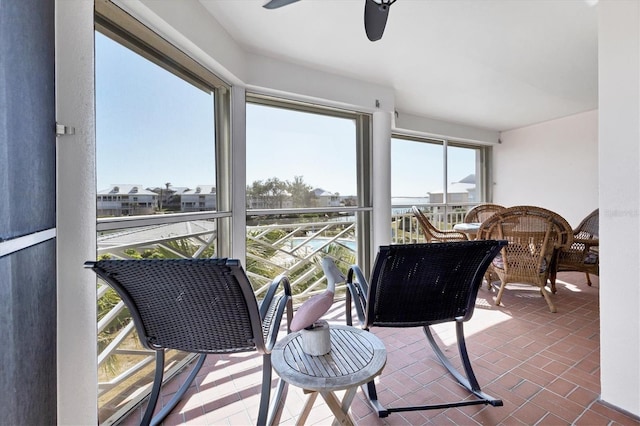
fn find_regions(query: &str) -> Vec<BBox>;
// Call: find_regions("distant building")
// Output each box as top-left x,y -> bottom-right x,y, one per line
311,188 -> 341,207
148,185 -> 190,212
181,185 -> 217,212
97,184 -> 158,217
428,174 -> 477,213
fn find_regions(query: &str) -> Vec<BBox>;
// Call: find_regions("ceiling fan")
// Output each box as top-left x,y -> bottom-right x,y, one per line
263,0 -> 397,42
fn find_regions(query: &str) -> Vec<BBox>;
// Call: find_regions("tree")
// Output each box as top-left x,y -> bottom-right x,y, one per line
288,176 -> 312,207
247,178 -> 289,208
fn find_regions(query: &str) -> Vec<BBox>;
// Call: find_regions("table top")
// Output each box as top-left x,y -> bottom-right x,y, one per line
272,324 -> 386,392
453,222 -> 481,232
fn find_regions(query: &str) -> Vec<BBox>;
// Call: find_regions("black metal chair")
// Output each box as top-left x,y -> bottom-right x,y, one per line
344,240 -> 507,417
85,258 -> 293,426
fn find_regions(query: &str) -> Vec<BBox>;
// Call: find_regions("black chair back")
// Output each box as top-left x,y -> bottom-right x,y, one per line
91,258 -> 265,353
366,241 -> 506,327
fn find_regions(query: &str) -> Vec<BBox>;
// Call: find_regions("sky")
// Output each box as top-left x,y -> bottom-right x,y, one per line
96,32 -> 477,198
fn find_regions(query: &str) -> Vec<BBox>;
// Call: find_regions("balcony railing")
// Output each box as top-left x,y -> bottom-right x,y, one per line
95,207 -> 470,423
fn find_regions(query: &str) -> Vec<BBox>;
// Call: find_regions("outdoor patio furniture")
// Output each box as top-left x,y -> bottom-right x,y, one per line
412,206 -> 468,242
459,204 -> 506,284
477,206 -> 573,312
85,258 -> 293,426
272,324 -> 386,425
549,208 -> 599,291
464,203 -> 507,223
342,240 -> 507,417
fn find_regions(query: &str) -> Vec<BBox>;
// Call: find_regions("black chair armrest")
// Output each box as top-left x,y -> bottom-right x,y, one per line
346,265 -> 368,327
260,274 -> 293,351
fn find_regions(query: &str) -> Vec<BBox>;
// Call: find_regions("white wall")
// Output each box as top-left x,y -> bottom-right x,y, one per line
56,0 -> 97,424
493,110 -> 598,226
598,0 -> 640,416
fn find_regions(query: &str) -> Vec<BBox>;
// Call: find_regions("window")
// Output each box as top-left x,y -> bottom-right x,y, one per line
96,32 -> 216,217
391,135 -> 490,231
245,95 -> 371,302
391,137 -> 444,209
246,100 -> 358,209
94,3 -> 231,422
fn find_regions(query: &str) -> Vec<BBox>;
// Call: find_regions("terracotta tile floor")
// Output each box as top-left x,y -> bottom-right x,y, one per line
121,272 -> 640,425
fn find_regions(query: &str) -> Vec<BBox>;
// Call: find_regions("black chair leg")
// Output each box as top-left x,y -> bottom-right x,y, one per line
142,350 -> 165,426
258,355 -> 273,426
148,352 -> 207,426
424,324 -> 503,407
360,379 -> 389,417
266,377 -> 288,426
262,353 -> 292,426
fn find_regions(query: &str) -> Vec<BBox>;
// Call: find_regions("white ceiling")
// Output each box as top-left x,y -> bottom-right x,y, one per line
199,0 -> 597,132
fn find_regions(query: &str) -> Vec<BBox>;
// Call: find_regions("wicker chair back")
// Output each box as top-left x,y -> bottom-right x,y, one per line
464,203 -> 506,223
411,206 -> 468,242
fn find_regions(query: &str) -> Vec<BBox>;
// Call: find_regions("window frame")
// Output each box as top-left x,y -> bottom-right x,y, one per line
245,93 -> 374,270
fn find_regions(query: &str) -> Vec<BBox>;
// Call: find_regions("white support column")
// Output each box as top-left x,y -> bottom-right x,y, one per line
371,111 -> 393,258
55,0 -> 97,424
231,86 -> 247,264
598,0 -> 640,417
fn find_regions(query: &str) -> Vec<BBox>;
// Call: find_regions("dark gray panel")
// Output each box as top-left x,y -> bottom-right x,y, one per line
0,0 -> 56,241
0,240 -> 57,424
0,254 -> 17,421
0,0 -> 58,423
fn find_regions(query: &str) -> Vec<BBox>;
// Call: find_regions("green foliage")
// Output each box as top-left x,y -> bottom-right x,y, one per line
123,247 -> 165,259
288,176 -> 313,207
97,286 -> 130,375
165,239 -> 197,257
247,175 -> 319,208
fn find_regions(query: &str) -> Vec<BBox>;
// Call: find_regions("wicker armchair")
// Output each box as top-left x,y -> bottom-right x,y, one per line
464,203 -> 506,223
343,241 -> 507,417
412,206 -> 468,242
549,209 -> 599,290
464,204 -> 507,285
477,206 -> 573,313
85,258 -> 293,426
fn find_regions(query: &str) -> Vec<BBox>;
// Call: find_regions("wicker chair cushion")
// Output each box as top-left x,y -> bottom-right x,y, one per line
584,251 -> 598,264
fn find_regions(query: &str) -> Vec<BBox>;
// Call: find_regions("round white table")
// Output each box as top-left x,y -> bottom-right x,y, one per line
453,222 -> 481,239
272,324 -> 386,426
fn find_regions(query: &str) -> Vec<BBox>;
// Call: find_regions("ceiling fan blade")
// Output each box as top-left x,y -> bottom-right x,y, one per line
263,0 -> 301,9
364,0 -> 393,41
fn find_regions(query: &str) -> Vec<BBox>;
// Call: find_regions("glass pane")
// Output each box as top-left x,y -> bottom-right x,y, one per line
246,211 -> 356,305
391,137 -> 444,242
96,32 -> 216,217
447,143 -> 484,223
246,103 -> 357,209
391,137 -> 444,210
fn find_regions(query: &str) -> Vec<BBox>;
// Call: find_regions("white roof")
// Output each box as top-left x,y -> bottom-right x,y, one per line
97,184 -> 157,196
